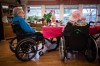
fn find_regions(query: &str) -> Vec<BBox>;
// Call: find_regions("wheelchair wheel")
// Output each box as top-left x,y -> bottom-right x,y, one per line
9,37 -> 17,53
15,38 -> 37,61
98,48 -> 100,57
59,36 -> 66,61
85,36 -> 97,62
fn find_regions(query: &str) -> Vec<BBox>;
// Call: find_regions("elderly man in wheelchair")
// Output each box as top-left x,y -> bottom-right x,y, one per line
10,7 -> 45,61
59,10 -> 98,62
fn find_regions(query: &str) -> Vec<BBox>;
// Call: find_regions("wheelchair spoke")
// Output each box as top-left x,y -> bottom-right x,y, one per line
15,38 -> 38,61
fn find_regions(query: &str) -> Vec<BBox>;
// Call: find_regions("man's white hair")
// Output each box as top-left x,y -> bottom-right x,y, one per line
13,7 -> 23,16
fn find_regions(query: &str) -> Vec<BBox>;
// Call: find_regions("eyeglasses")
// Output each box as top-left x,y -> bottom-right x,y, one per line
20,12 -> 25,14
18,11 -> 25,14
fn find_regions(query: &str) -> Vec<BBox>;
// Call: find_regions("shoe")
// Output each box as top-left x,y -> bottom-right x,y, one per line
67,52 -> 72,60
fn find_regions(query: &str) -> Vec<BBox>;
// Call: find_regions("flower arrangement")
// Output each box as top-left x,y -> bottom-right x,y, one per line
43,9 -> 55,23
43,12 -> 52,23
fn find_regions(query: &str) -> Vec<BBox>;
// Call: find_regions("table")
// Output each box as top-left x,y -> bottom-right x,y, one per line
42,26 -> 64,51
42,26 -> 64,38
42,25 -> 100,51
42,26 -> 100,38
89,26 -> 100,35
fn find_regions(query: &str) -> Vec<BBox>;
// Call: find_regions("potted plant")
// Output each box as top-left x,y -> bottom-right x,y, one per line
43,12 -> 52,24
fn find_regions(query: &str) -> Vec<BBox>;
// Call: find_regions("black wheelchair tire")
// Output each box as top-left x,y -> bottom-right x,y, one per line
98,48 -> 100,57
59,36 -> 66,61
9,37 -> 17,53
85,36 -> 97,62
15,38 -> 37,61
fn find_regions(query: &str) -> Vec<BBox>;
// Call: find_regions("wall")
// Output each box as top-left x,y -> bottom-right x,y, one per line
28,0 -> 100,5
97,4 -> 100,21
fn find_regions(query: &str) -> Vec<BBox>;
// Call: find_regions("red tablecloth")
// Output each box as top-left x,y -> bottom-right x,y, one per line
89,26 -> 100,35
42,26 -> 64,38
42,26 -> 100,38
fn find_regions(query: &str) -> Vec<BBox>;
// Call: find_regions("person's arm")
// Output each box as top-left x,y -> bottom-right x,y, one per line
19,18 -> 35,33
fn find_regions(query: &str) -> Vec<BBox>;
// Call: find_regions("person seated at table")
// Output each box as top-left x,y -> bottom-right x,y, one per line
12,7 -> 44,59
63,10 -> 87,59
63,10 -> 88,36
12,7 -> 57,54
48,15 -> 59,26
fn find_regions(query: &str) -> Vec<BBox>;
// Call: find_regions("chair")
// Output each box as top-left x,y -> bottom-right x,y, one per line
10,21 -> 44,61
59,23 -> 98,62
11,21 -> 34,40
9,21 -> 33,53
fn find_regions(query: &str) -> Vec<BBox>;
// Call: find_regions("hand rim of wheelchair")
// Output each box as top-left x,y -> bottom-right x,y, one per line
9,37 -> 17,53
84,36 -> 98,62
15,38 -> 38,61
59,36 -> 66,61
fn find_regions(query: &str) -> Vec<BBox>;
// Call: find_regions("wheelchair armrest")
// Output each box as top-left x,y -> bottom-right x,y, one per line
22,32 -> 43,37
20,32 -> 34,36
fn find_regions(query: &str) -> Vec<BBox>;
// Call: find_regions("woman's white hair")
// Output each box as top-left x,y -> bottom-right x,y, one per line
69,10 -> 82,22
13,7 -> 23,16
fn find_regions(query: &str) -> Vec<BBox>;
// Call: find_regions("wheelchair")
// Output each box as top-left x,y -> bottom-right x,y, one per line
59,22 -> 98,62
9,36 -> 17,53
10,21 -> 45,61
9,22 -> 34,53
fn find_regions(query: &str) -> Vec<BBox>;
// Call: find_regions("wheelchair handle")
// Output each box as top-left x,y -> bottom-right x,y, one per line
89,21 -> 100,26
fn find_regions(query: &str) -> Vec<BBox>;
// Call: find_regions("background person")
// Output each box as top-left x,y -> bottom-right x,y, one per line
2,12 -> 8,23
48,15 -> 59,26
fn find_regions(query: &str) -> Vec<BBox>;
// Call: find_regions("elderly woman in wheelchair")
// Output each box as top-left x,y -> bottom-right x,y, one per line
10,7 -> 45,61
59,10 -> 98,62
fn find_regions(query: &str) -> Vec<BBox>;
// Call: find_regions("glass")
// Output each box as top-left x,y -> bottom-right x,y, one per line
82,5 -> 98,22
82,9 -> 97,22
27,6 -> 42,23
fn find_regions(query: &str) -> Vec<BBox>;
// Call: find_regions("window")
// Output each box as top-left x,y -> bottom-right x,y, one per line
27,6 -> 42,22
45,5 -> 60,20
82,5 -> 98,22
63,5 -> 79,23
